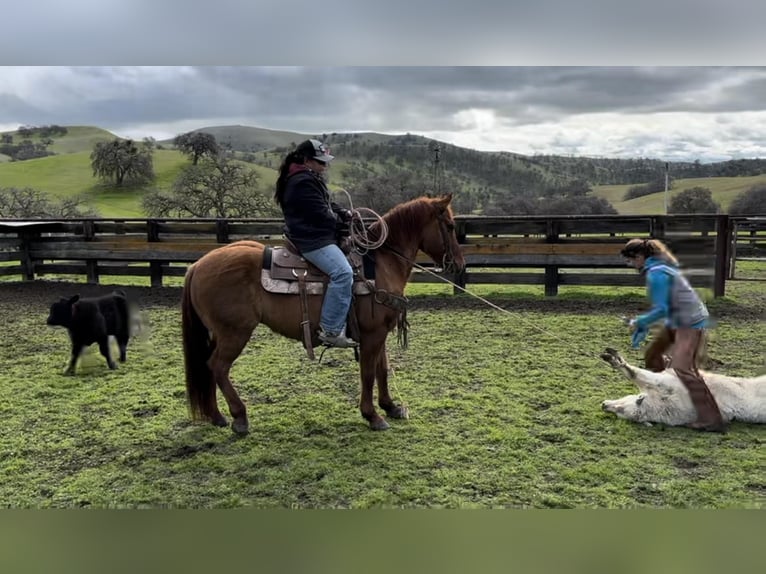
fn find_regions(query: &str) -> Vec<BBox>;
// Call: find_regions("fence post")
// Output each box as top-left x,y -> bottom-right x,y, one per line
544,219 -> 559,297
728,219 -> 738,280
147,220 -> 164,288
18,230 -> 37,281
215,219 -> 230,244
453,219 -> 467,294
713,214 -> 730,297
83,220 -> 99,284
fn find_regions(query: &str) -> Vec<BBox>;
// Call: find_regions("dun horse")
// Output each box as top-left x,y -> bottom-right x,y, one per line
181,194 -> 465,433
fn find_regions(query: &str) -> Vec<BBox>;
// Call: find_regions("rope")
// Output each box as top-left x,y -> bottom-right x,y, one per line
332,188 -> 610,416
402,257 -> 611,364
336,188 -> 388,253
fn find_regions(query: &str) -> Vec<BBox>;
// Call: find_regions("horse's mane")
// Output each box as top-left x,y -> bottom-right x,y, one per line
370,196 -> 448,247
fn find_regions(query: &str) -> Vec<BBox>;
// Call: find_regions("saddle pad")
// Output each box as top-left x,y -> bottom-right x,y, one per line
260,269 -> 375,295
262,245 -> 371,293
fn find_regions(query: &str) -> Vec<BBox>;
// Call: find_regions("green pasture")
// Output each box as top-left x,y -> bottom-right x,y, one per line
591,174 -> 766,214
0,262 -> 763,508
0,149 -> 279,218
3,125 -> 115,155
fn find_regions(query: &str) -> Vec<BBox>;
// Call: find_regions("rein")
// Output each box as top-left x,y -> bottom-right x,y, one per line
364,209 -> 459,350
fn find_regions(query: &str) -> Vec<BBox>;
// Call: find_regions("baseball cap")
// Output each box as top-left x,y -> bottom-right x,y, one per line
296,139 -> 334,163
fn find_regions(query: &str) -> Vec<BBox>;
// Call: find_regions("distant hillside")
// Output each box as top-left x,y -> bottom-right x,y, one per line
591,174 -> 766,214
531,154 -> 766,185
158,125 -> 308,152
2,123 -> 766,217
1,125 -> 119,156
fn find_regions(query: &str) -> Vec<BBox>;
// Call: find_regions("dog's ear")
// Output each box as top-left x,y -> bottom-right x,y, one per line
68,294 -> 80,304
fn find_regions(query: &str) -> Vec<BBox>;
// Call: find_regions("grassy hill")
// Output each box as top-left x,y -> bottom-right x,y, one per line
0,146 -> 281,217
159,125 -> 311,152
3,125 -> 117,154
0,149 -> 188,217
591,174 -> 766,214
2,124 -> 765,217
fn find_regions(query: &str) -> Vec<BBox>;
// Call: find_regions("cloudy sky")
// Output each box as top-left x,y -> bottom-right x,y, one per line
3,67 -> 766,163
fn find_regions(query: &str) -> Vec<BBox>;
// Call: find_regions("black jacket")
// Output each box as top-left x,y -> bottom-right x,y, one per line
281,168 -> 347,253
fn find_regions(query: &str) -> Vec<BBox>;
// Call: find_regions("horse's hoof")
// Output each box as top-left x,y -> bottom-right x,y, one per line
212,416 -> 228,428
370,418 -> 390,431
386,405 -> 409,420
231,419 -> 249,435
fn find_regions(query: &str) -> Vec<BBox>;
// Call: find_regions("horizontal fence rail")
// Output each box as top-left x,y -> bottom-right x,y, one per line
1,214 -> 761,297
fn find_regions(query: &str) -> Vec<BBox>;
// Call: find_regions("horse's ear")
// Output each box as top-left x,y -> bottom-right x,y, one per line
437,193 -> 453,208
68,294 -> 80,304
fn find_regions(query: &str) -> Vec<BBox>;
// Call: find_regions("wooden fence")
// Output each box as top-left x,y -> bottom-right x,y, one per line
728,216 -> 766,279
1,214 -> 763,297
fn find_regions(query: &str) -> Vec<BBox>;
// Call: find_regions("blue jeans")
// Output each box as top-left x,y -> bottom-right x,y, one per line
301,243 -> 354,334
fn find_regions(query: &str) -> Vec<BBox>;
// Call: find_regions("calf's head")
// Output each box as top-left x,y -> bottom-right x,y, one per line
46,295 -> 80,328
601,394 -> 648,423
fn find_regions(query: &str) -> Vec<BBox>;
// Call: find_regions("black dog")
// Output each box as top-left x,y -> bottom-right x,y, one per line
46,289 -> 132,375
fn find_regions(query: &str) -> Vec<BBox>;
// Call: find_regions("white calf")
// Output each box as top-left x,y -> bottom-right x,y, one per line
600,347 -> 766,427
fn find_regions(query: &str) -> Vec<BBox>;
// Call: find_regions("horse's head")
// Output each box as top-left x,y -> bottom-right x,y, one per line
421,194 -> 465,274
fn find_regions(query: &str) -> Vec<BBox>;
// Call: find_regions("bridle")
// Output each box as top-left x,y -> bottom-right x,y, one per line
435,210 -> 460,274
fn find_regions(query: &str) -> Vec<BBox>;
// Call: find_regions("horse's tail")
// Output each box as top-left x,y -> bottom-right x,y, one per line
181,265 -> 216,421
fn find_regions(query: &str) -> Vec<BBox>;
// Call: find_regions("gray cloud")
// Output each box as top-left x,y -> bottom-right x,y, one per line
2,66 -> 766,162
2,1 -> 766,65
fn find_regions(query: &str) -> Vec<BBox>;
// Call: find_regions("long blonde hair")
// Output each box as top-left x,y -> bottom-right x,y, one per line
620,238 -> 679,266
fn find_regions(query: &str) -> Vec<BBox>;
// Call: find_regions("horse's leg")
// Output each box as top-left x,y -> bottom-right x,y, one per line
359,334 -> 390,431
209,327 -> 253,435
376,346 -> 409,420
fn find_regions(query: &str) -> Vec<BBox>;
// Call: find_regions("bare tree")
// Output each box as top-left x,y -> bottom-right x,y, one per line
90,139 -> 154,186
729,184 -> 766,215
669,187 -> 720,214
174,131 -> 219,165
142,156 -> 277,218
0,187 -> 98,218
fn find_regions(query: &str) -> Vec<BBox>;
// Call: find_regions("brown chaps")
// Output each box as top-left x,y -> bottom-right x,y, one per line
644,327 -> 725,430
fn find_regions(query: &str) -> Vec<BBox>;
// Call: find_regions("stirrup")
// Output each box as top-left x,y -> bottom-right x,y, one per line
318,329 -> 358,348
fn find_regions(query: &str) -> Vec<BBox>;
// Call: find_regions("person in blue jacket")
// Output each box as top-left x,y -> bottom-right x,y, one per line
621,238 -> 726,432
274,139 -> 357,348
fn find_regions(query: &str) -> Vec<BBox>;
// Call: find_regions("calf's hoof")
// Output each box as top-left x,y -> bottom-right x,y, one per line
600,348 -> 624,368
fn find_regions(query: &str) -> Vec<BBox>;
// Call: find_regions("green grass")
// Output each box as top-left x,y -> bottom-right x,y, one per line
0,145 -> 278,217
0,262 -> 763,508
592,174 -> 766,214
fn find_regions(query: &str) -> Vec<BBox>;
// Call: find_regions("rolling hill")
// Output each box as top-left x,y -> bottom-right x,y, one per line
1,124 -> 765,217
591,174 -> 766,214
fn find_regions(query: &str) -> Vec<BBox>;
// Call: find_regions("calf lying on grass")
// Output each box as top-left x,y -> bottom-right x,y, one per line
600,347 -> 766,428
46,290 -> 132,375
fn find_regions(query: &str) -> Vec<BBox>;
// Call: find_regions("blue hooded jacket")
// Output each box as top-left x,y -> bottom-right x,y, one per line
635,256 -> 708,331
